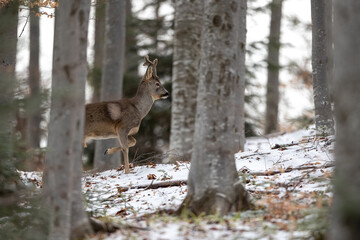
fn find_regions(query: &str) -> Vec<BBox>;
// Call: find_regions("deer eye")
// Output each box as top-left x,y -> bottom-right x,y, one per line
155,82 -> 160,87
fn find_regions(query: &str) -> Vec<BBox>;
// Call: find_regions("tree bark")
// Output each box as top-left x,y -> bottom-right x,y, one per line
168,0 -> 203,162
94,0 -> 126,171
42,0 -> 92,239
180,0 -> 250,216
311,0 -> 335,135
265,0 -> 283,134
325,0 -> 334,103
330,1 -> 360,239
27,5 -> 42,150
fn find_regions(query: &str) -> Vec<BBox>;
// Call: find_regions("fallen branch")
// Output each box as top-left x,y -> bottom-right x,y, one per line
241,163 -> 335,176
238,152 -> 271,159
247,189 -> 280,195
89,217 -> 149,233
271,142 -> 300,149
118,180 -> 187,192
132,209 -> 176,221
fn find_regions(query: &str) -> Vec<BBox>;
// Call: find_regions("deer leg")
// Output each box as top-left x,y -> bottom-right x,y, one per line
104,146 -> 122,155
123,148 -> 130,174
83,138 -> 87,148
128,136 -> 136,148
117,130 -> 130,174
104,136 -> 136,155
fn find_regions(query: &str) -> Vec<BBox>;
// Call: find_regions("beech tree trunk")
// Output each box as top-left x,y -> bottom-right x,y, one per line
42,1 -> 92,239
311,0 -> 335,135
94,0 -> 126,171
265,0 -> 283,134
330,1 -> 360,239
179,0 -> 250,216
168,0 -> 203,162
27,5 -> 41,150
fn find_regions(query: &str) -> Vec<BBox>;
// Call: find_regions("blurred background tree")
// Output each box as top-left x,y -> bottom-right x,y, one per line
0,1 -> 48,239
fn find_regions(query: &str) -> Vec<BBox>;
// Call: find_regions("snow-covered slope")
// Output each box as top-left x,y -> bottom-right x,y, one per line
20,127 -> 335,239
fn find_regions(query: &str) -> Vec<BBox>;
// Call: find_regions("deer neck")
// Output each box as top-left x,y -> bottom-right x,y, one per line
132,81 -> 154,119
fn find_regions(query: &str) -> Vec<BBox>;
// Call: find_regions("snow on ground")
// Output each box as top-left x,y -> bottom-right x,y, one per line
20,126 -> 335,239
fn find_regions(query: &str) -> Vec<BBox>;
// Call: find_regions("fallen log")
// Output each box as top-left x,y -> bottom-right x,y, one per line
116,163 -> 334,192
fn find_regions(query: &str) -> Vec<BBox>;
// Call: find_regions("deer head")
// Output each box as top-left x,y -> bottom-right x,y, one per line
142,55 -> 169,100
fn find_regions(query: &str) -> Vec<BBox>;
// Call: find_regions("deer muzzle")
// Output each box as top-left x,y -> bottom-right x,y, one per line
161,91 -> 169,99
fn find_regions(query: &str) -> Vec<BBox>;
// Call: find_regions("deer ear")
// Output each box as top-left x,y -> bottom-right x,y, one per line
145,67 -> 153,82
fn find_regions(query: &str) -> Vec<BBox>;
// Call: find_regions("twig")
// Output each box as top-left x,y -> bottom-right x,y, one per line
238,152 -> 271,159
288,170 -> 309,193
143,179 -> 155,190
19,13 -> 30,38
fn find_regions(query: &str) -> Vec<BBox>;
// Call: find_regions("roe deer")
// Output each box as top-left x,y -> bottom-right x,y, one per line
83,56 -> 169,173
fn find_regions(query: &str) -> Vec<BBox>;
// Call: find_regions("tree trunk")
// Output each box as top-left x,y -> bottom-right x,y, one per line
90,0 -> 106,103
325,0 -> 334,103
311,0 -> 334,135
94,0 -> 126,171
125,0 -> 138,73
179,0 -> 250,216
0,0 -> 18,194
265,0 -> 283,134
42,1 -> 92,239
27,5 -> 42,150
154,0 -> 161,51
168,0 -> 203,162
330,1 -> 360,239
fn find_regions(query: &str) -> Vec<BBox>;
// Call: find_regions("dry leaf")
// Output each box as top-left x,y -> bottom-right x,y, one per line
147,174 -> 157,180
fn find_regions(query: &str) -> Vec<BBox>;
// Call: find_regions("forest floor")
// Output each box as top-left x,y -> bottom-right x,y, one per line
20,126 -> 335,239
